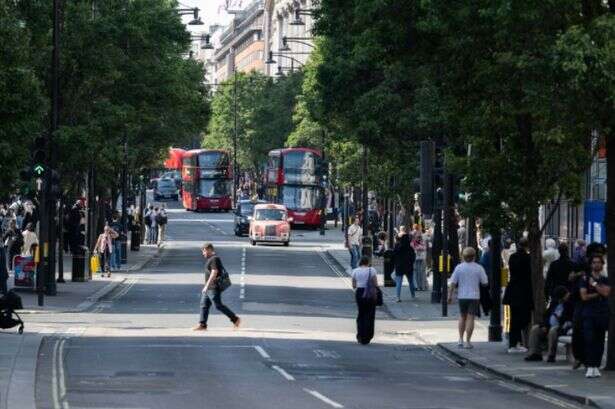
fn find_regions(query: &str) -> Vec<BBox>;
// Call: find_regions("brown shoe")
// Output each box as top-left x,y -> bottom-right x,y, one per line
233,317 -> 241,329
192,324 -> 207,331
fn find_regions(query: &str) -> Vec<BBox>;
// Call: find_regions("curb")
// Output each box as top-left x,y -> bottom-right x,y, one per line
18,244 -> 164,314
437,343 -> 600,408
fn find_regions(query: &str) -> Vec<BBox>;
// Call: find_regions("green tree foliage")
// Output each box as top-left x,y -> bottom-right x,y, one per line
418,1 -> 594,318
12,0 -> 209,197
0,2 -> 45,197
205,71 -> 302,173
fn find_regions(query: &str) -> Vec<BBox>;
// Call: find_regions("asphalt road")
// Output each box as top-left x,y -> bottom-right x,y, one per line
33,199 -> 583,409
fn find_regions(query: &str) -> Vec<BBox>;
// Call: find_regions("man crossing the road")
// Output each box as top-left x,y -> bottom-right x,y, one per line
193,243 -> 241,331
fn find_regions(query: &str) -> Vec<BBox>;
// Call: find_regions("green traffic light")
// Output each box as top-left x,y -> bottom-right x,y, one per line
34,165 -> 44,175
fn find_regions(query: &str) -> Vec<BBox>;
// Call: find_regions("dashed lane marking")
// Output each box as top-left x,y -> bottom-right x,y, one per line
303,389 -> 344,408
254,345 -> 271,359
271,365 -> 295,381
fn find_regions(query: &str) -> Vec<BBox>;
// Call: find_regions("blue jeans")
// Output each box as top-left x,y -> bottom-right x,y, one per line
395,271 -> 415,299
349,245 -> 360,269
200,289 -> 238,326
111,240 -> 121,270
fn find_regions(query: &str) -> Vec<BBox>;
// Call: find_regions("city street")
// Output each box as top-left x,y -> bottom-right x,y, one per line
25,200 -> 583,409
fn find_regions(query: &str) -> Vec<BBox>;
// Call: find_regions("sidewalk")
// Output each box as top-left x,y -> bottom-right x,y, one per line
0,243 -> 162,409
7,244 -> 161,313
324,235 -> 615,408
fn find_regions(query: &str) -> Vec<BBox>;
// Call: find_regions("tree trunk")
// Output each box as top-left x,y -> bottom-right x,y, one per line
528,213 -> 545,324
605,132 -> 615,370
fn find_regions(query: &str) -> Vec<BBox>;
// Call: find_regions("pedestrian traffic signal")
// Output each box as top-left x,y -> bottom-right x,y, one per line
32,136 -> 47,176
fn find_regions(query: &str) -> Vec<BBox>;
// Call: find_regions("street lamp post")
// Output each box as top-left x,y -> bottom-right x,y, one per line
233,52 -> 238,208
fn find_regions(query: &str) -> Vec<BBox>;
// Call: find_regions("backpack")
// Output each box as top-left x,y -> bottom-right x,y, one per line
156,213 -> 167,225
144,213 -> 152,227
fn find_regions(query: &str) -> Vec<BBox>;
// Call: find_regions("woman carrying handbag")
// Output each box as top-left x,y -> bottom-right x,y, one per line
351,255 -> 382,345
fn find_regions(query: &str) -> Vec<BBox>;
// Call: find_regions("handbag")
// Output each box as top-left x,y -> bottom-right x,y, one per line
362,267 -> 383,306
90,254 -> 101,272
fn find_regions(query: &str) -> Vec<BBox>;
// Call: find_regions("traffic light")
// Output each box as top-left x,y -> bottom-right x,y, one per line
419,141 -> 435,216
32,135 -> 47,177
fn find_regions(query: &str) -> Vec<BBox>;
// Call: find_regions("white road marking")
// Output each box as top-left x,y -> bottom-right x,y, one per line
313,349 -> 340,359
271,365 -> 295,381
303,389 -> 344,408
254,346 -> 271,359
51,340 -> 61,409
58,339 -> 69,403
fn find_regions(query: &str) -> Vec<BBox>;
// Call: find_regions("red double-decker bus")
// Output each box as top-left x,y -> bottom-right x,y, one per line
265,148 -> 324,228
182,149 -> 233,212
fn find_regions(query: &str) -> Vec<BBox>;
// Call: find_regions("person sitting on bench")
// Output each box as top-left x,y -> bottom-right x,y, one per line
525,286 -> 573,362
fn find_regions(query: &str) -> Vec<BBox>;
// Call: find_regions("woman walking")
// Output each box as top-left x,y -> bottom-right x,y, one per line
411,232 -> 427,290
504,238 -> 533,353
95,225 -> 118,278
579,254 -> 611,378
393,232 -> 416,302
351,256 -> 378,345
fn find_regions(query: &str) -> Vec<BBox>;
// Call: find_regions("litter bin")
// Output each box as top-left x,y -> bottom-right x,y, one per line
130,229 -> 140,251
383,248 -> 395,287
72,249 -> 87,282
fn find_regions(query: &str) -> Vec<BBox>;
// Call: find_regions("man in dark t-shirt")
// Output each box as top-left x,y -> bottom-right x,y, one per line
193,243 -> 240,331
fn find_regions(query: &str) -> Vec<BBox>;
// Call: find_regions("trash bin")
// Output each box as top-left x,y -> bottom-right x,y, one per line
130,230 -> 140,251
383,249 -> 395,287
72,251 -> 87,282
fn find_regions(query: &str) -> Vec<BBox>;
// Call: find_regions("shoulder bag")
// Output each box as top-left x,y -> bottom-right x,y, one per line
362,267 -> 383,306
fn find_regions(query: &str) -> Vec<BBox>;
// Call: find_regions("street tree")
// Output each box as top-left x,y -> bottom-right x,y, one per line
205,71 -> 302,174
421,1 -> 594,320
0,1 -> 45,197
552,1 -> 615,369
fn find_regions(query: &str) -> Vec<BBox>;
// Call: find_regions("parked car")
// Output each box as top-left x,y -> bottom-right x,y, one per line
154,178 -> 179,200
249,203 -> 292,246
234,199 -> 266,236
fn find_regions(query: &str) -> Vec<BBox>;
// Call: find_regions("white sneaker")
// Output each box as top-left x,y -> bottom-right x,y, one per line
464,342 -> 474,349
457,340 -> 464,348
594,368 -> 601,378
585,367 -> 596,378
507,346 -> 527,354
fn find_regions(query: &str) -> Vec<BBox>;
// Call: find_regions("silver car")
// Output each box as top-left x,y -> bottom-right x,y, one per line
154,178 -> 179,200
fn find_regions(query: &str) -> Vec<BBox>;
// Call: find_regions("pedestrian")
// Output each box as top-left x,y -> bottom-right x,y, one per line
109,213 -> 122,271
525,286 -> 573,362
21,223 -> 38,257
579,254 -> 611,378
572,239 -> 587,268
543,238 -> 559,278
145,205 -> 158,245
503,238 -> 533,353
157,204 -> 168,245
393,231 -> 416,302
2,219 -> 22,270
544,243 -> 575,302
95,225 -> 118,277
448,247 -> 488,349
351,255 -> 379,345
0,236 -> 8,294
346,217 -> 362,270
411,232 -> 427,290
193,243 -> 240,331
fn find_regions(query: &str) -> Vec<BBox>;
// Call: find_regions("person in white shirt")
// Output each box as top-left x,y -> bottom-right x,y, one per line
346,217 -> 363,269
351,256 -> 378,345
21,223 -> 38,257
448,247 -> 488,349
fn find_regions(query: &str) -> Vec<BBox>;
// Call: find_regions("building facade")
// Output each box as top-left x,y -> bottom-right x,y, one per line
213,0 -> 266,83
263,0 -> 315,76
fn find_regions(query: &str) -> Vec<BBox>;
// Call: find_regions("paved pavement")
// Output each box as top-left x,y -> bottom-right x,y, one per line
2,202 -> 610,409
324,229 -> 615,408
0,241 -> 161,409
